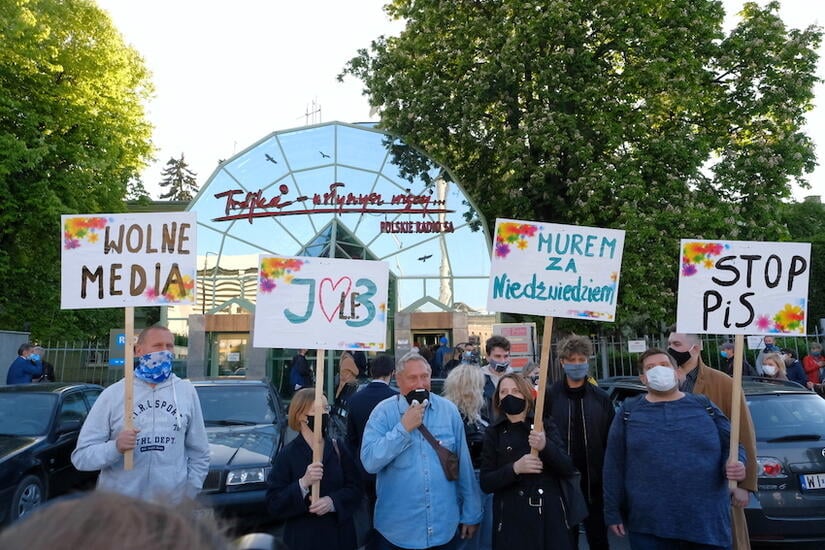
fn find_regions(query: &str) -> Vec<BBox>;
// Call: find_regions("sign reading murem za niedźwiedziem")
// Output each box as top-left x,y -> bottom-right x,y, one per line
487,219 -> 625,321
61,213 -> 197,309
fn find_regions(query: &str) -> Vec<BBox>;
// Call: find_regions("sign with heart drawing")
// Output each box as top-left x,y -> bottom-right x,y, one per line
253,255 -> 390,350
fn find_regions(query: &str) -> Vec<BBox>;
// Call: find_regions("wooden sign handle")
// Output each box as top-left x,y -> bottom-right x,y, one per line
311,349 -> 326,502
728,334 -> 744,489
123,307 -> 134,470
531,316 -> 553,456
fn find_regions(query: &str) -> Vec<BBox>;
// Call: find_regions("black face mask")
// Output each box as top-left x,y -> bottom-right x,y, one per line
405,388 -> 430,406
667,347 -> 692,367
306,413 -> 329,438
500,394 -> 526,416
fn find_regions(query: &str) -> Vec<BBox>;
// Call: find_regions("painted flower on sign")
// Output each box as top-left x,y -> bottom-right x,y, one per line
772,303 -> 805,334
63,216 -> 109,249
495,222 -> 539,258
260,257 -> 306,293
681,241 -> 728,276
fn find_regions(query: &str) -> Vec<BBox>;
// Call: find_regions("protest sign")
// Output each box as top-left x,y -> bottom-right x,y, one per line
253,256 -> 389,350
61,213 -> 197,309
487,219 -> 625,321
676,239 -> 811,335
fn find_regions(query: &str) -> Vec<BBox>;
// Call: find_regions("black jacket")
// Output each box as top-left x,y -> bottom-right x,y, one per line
266,435 -> 362,550
545,381 -> 614,500
480,415 -> 577,550
345,381 -> 398,481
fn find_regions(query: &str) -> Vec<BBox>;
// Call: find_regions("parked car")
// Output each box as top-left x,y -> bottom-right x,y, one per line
193,379 -> 286,528
0,382 -> 102,524
598,375 -> 825,545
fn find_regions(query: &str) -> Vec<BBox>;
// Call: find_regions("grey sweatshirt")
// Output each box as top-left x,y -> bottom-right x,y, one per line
72,374 -> 210,503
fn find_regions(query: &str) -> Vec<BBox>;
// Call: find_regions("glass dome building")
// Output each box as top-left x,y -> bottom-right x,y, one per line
165,121 -> 492,392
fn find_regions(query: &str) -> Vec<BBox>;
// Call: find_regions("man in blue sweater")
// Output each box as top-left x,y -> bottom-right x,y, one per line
603,348 -> 746,549
6,343 -> 41,385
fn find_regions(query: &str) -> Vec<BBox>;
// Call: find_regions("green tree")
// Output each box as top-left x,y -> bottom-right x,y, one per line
126,176 -> 151,204
158,154 -> 198,201
342,0 -> 821,332
0,0 -> 154,340
781,198 -> 825,333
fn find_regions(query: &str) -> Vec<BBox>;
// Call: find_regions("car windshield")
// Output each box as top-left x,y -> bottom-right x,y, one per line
747,393 -> 825,442
196,386 -> 277,426
0,393 -> 57,436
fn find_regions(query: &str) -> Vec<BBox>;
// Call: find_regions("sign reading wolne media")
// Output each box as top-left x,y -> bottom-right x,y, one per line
487,219 -> 626,320
676,239 -> 811,335
61,213 -> 197,309
253,256 -> 389,350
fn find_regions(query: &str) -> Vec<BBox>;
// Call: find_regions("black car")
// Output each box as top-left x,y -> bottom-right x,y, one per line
193,379 -> 286,527
598,376 -> 825,545
0,382 -> 102,524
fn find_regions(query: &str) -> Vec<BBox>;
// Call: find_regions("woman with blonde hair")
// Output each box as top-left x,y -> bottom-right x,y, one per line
443,364 -> 487,466
760,352 -> 788,380
443,363 -> 491,550
266,388 -> 362,550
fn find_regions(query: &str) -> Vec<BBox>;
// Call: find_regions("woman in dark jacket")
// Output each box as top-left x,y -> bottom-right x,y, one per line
266,388 -> 362,550
480,373 -> 578,550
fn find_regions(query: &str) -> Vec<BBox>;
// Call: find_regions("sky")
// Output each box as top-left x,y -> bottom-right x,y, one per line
95,0 -> 825,201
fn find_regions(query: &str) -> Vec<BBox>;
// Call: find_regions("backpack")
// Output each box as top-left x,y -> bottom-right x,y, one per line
463,417 -> 487,469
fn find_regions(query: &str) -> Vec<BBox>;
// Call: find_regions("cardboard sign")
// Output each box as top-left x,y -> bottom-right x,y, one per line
61,213 -> 197,309
487,219 -> 625,321
253,256 -> 389,350
676,239 -> 811,335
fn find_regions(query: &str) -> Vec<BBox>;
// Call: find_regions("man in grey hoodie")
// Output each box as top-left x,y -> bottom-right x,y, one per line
72,325 -> 210,503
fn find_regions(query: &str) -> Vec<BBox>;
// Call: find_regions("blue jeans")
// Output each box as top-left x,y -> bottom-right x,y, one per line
628,531 -> 728,550
455,473 -> 492,550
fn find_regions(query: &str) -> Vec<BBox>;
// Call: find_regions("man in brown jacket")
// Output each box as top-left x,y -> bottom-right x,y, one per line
667,330 -> 758,550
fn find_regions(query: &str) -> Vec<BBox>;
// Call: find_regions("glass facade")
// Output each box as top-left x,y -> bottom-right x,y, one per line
165,121 -> 491,359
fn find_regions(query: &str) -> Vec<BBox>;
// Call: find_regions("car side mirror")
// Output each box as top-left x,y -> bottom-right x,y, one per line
56,419 -> 82,435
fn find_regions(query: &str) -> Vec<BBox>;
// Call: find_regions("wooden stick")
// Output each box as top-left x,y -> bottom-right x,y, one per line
531,316 -> 554,456
123,307 -> 134,470
728,334 -> 744,489
311,348 -> 326,502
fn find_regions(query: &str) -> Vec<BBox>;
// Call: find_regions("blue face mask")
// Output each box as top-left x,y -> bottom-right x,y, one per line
29,354 -> 41,362
489,359 -> 510,373
135,350 -> 174,384
720,350 -> 730,359
563,362 -> 589,381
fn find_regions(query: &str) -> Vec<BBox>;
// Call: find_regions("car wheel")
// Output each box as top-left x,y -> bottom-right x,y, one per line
11,475 -> 44,521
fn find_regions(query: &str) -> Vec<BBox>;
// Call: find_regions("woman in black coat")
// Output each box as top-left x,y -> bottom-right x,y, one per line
266,389 -> 362,550
480,373 -> 579,550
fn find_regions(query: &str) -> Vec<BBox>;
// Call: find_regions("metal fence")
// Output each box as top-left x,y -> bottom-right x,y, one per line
582,332 -> 824,379
38,331 -> 824,387
40,341 -> 187,387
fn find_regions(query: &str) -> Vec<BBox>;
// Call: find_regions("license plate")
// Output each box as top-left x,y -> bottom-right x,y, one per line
800,473 -> 825,490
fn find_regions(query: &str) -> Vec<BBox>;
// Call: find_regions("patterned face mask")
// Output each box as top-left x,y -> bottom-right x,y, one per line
135,350 -> 174,384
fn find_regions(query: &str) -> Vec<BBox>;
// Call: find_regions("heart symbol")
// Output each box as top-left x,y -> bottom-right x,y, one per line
319,277 -> 352,322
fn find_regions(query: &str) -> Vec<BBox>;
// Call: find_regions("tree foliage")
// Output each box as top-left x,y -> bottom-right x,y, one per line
158,153 -> 198,201
781,199 -> 825,332
0,0 -> 154,340
342,0 -> 821,333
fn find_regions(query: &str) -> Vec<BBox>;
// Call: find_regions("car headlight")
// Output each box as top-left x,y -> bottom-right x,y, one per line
226,466 -> 270,489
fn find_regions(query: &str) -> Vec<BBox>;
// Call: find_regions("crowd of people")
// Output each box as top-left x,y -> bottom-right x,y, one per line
5,326 -> 825,550
264,329 -> 764,550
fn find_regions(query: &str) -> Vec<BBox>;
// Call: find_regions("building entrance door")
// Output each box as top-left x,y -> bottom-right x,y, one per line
208,333 -> 248,376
